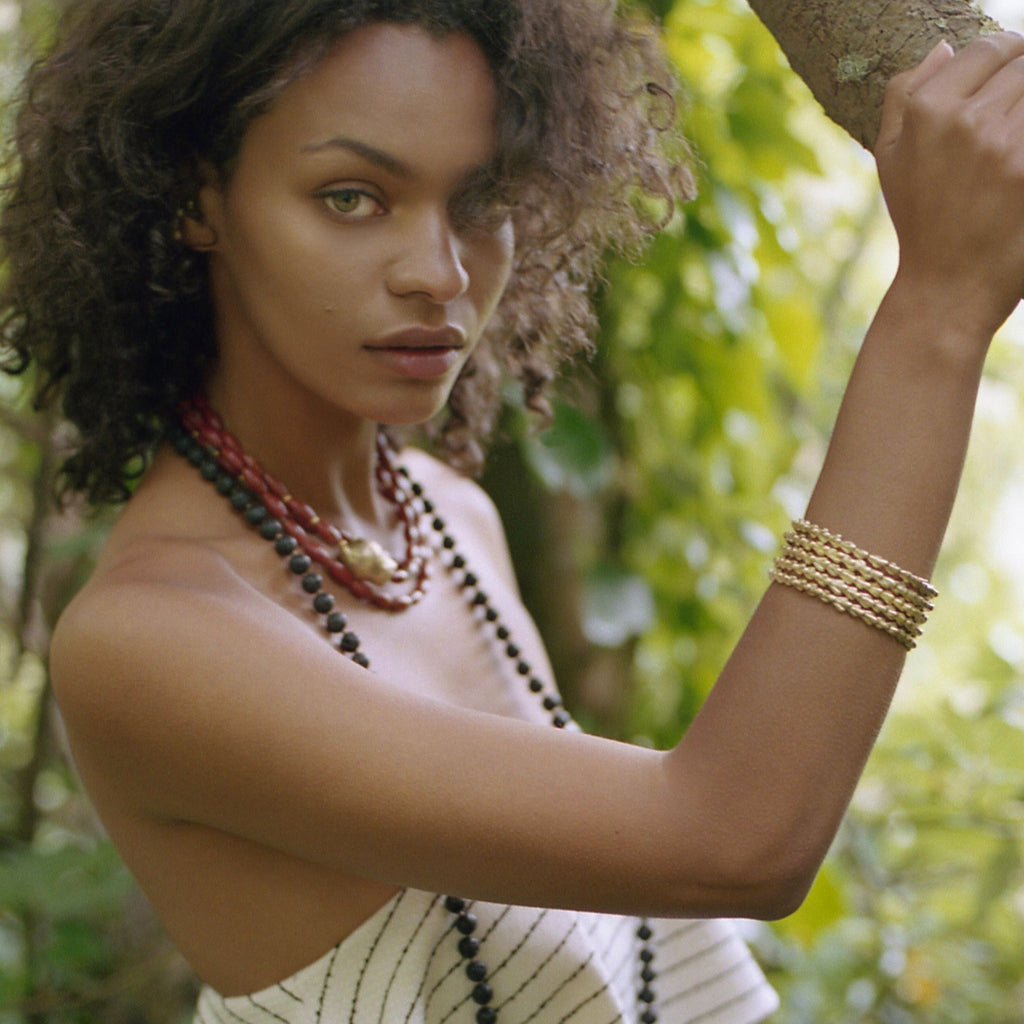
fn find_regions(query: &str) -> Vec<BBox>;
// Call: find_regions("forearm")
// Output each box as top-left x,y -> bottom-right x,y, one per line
666,279 -> 989,908
805,276 -> 987,575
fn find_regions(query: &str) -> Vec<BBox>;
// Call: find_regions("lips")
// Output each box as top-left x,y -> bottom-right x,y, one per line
364,325 -> 468,380
368,325 -> 466,350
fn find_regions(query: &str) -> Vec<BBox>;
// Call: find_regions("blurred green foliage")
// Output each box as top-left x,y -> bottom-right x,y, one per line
0,0 -> 1023,1021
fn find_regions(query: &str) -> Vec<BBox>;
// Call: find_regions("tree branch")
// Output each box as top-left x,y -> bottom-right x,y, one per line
747,0 -> 1001,150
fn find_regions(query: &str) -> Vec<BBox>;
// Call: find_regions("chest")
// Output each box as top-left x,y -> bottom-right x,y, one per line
359,565 -> 552,724
238,514 -> 558,728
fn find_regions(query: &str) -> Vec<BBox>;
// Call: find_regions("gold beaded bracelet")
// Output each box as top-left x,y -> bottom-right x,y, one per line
769,519 -> 937,650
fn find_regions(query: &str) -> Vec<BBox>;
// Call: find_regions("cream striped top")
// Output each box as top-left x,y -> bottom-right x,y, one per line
194,887 -> 777,1024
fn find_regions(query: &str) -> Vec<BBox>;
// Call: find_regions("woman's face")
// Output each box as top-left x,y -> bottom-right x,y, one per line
195,22 -> 514,430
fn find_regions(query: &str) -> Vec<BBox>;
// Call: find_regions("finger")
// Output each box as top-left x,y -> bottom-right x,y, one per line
876,41 -> 954,155
927,31 -> 1024,100
974,53 -> 1024,115
901,38 -> 957,93
1007,65 -> 1024,125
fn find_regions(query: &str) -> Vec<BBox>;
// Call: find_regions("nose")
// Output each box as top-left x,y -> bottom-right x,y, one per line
387,209 -> 470,303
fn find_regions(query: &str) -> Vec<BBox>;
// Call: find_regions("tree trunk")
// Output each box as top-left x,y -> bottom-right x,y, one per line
747,0 -> 1001,150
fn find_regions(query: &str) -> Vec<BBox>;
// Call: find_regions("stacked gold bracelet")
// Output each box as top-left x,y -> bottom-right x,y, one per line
769,519 -> 937,650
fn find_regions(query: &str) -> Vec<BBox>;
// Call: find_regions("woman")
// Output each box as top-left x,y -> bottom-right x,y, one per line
3,0 -> 1024,1021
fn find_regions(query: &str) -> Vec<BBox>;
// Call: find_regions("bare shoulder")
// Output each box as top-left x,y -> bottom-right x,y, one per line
48,527 -> 379,832
51,448 -> 282,718
51,536 -> 257,721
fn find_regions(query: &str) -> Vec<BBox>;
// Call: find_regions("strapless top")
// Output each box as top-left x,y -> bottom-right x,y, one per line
193,887 -> 777,1023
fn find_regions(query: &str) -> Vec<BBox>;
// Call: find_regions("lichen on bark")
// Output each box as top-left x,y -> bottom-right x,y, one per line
746,0 -> 1002,150
835,55 -> 878,83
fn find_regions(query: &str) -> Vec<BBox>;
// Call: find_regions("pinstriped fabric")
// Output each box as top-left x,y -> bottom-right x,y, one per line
193,889 -> 778,1024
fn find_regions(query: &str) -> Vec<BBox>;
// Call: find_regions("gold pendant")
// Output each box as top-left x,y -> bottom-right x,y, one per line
337,537 -> 399,587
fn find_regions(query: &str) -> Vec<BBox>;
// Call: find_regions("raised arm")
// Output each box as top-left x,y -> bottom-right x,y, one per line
675,31 -> 1024,898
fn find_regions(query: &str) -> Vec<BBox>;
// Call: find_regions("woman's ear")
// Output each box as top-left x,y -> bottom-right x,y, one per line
177,162 -> 222,251
177,200 -> 217,251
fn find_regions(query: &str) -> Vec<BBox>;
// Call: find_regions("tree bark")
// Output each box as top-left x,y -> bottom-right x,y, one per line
747,0 -> 1001,151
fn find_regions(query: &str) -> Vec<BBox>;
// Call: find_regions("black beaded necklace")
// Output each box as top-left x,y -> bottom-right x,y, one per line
170,417 -> 659,1024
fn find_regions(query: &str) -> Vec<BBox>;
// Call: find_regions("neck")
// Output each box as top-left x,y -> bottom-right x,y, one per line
203,371 -> 386,532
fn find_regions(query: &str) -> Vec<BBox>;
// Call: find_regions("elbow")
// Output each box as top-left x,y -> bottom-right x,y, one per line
745,825 -> 834,920
744,869 -> 816,921
687,838 -> 822,922
716,866 -> 817,923
744,831 -> 827,920
655,753 -> 832,920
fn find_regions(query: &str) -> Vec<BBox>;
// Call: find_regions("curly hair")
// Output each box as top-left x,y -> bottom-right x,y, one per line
0,0 -> 692,505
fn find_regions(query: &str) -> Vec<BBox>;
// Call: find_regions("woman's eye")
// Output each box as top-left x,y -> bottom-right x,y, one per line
319,188 -> 383,219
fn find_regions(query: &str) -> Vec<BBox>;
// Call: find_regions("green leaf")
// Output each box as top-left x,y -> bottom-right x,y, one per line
523,401 -> 612,497
0,844 -> 133,919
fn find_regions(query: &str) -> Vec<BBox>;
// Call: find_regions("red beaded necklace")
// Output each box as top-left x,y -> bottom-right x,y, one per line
179,393 -> 431,612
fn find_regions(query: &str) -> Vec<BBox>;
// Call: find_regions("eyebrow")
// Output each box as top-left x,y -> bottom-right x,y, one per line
300,136 -> 412,178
